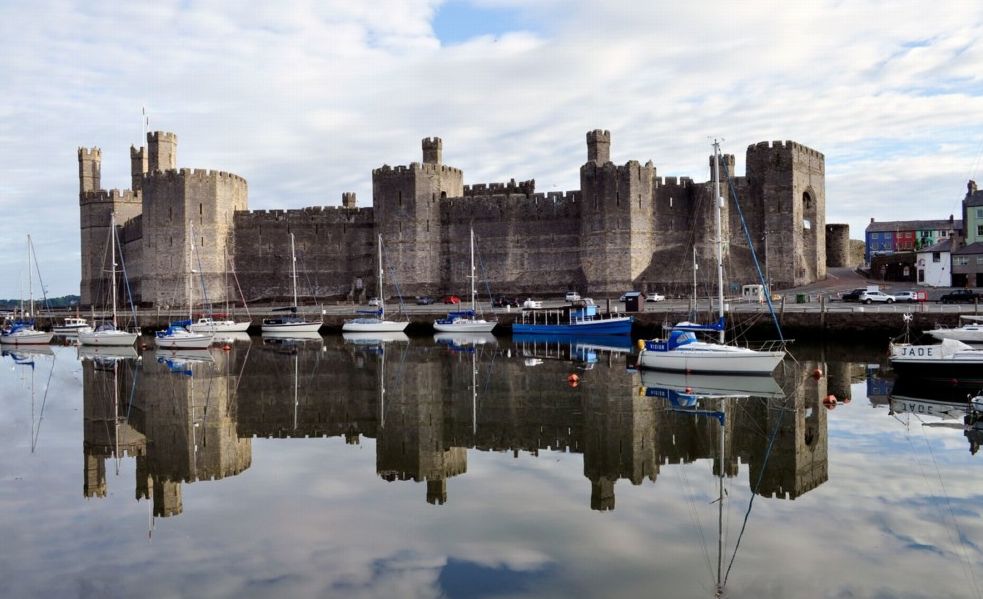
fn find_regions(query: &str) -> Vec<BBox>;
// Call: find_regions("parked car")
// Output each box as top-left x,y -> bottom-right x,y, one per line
492,296 -> 520,308
645,292 -> 666,302
859,290 -> 895,304
442,295 -> 462,304
523,298 -> 543,309
893,291 -> 918,303
841,288 -> 865,302
940,289 -> 981,304
565,291 -> 581,302
367,297 -> 381,306
416,296 -> 435,305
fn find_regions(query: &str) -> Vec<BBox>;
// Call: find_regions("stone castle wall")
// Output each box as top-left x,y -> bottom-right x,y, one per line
825,223 -> 851,267
78,130 -> 828,307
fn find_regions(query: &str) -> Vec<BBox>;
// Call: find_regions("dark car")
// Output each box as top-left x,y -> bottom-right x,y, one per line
939,289 -> 980,304
841,288 -> 865,302
492,296 -> 520,308
442,295 -> 462,304
415,296 -> 435,305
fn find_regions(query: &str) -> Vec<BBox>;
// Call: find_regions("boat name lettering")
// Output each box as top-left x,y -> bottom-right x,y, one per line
901,346 -> 934,357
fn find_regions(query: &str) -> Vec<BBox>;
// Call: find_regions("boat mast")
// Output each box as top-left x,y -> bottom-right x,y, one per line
377,234 -> 384,317
712,140 -> 725,344
110,212 -> 118,328
187,221 -> 194,321
27,234 -> 33,320
716,403 -> 725,595
291,232 -> 298,309
470,227 -> 477,315
692,246 -> 698,314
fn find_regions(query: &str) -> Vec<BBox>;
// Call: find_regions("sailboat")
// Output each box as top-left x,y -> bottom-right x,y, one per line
189,246 -> 251,333
155,221 -> 214,349
637,140 -> 785,375
1,235 -> 54,346
342,235 -> 408,333
79,213 -> 139,347
433,227 -> 496,333
262,233 -> 323,333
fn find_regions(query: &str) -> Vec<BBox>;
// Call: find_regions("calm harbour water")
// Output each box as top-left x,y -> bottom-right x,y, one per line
1,334 -> 981,599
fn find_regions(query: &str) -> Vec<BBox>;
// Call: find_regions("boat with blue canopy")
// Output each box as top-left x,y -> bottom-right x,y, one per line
511,298 -> 632,336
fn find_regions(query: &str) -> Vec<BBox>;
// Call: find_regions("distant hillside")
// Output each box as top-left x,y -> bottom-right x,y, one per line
0,295 -> 80,310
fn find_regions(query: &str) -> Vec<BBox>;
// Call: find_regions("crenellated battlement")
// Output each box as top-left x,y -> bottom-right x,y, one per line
747,139 -> 825,160
119,214 -> 143,243
372,163 -> 463,177
586,129 -> 611,143
656,176 -> 694,187
78,147 -> 102,159
79,188 -> 139,205
463,179 -> 536,197
235,204 -> 374,225
143,167 -> 248,185
147,131 -> 177,143
442,190 -> 581,221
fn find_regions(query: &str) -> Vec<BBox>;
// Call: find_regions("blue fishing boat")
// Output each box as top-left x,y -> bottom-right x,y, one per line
511,299 -> 632,336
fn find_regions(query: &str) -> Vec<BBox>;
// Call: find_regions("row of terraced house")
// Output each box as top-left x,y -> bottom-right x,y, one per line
865,180 -> 983,287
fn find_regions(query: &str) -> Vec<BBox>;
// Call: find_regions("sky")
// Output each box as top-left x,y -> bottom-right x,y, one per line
2,0 -> 983,297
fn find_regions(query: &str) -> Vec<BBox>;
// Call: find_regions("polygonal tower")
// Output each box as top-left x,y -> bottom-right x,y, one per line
745,141 -> 826,288
579,130 -> 657,295
372,137 -> 463,296
139,131 -> 248,308
78,147 -> 141,308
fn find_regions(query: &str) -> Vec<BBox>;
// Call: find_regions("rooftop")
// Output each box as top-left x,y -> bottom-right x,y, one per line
866,218 -> 961,233
953,241 -> 983,255
918,238 -> 952,254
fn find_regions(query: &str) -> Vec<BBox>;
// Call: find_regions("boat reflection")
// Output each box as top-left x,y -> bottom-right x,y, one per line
343,331 -> 410,345
889,376 -> 983,453
639,369 -> 784,399
512,333 -> 631,368
433,331 -> 497,349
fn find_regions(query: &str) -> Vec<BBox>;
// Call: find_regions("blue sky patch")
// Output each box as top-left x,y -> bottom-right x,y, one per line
433,1 -> 534,44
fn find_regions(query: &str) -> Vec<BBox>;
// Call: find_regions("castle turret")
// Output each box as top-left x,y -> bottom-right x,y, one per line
130,145 -> 148,192
147,131 -> 177,172
422,137 -> 442,164
78,147 -> 102,194
586,129 -> 611,164
342,192 -> 357,209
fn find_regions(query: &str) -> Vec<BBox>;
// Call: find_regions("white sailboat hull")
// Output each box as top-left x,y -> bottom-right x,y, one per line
155,332 -> 214,349
261,321 -> 322,333
433,319 -> 496,333
189,320 -> 251,333
638,343 -> 785,375
78,329 -> 139,347
342,320 -> 409,333
0,330 -> 54,345
53,325 -> 92,336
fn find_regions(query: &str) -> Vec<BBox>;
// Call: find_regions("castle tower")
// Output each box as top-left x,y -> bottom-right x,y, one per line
579,130 -> 657,295
78,147 -> 141,307
78,147 -> 101,194
745,141 -> 827,288
147,131 -> 177,172
130,145 -> 148,192
586,129 -> 611,164
371,137 -> 464,296
342,192 -> 357,209
422,137 -> 442,164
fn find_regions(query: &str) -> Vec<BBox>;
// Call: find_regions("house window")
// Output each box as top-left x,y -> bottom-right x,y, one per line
977,256 -> 983,265
933,252 -> 941,263
978,224 -> 983,237
871,233 -> 879,239
977,208 -> 983,218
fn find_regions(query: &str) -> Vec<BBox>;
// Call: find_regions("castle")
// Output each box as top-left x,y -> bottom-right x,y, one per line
78,130 -> 847,307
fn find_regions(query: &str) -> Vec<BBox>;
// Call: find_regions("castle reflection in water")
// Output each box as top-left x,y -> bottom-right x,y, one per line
81,338 -> 854,520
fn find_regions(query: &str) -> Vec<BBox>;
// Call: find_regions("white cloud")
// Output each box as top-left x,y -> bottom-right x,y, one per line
2,0 -> 983,295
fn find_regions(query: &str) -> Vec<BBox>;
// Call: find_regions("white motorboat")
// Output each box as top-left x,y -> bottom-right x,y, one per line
889,338 -> 983,380
433,228 -> 496,333
637,140 -> 786,375
53,317 -> 92,336
925,316 -> 983,343
343,235 -> 408,333
262,233 -> 322,333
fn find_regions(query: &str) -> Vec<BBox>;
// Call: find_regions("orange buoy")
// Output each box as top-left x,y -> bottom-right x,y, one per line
684,387 -> 693,393
568,380 -> 579,389
567,373 -> 580,384
812,368 -> 824,379
825,394 -> 837,403
822,395 -> 837,410
223,344 -> 232,351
